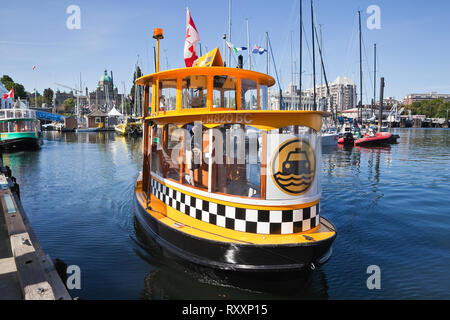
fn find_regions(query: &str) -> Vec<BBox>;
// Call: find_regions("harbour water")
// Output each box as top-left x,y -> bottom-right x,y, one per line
1,128 -> 449,299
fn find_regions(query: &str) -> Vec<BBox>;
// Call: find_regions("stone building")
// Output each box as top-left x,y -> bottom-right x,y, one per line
88,69 -> 121,112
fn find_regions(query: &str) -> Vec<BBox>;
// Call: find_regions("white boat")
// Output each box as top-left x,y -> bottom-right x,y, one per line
76,127 -> 99,133
321,132 -> 339,146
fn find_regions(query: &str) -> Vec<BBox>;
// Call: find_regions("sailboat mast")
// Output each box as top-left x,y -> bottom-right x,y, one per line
290,31 -> 294,110
228,0 -> 232,68
358,10 -> 363,122
299,0 -> 302,109
311,0 -> 316,110
246,19 -> 251,70
266,32 -> 270,74
373,43 -> 377,117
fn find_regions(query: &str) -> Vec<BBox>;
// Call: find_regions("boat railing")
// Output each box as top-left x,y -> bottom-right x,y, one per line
0,109 -> 37,120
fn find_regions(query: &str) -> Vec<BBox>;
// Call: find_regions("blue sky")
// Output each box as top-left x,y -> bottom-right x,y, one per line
1,0 -> 450,103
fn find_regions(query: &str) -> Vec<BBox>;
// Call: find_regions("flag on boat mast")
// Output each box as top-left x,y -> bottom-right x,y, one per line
184,7 -> 200,67
2,87 -> 13,99
226,41 -> 247,54
252,45 -> 267,54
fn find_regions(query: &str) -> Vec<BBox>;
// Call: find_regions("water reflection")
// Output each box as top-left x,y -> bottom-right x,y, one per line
133,217 -> 329,300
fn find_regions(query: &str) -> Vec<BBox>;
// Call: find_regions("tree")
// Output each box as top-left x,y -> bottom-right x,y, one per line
1,75 -> 27,99
63,98 -> 75,113
43,88 -> 54,105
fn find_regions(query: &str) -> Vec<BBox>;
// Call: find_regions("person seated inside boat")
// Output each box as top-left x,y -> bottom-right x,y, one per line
159,95 -> 167,111
185,123 -> 202,186
190,88 -> 205,108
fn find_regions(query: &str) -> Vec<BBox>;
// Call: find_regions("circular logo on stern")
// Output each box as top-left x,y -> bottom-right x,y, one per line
270,138 -> 316,195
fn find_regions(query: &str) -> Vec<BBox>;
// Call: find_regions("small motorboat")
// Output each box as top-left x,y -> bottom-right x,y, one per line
354,131 -> 398,147
337,125 -> 355,146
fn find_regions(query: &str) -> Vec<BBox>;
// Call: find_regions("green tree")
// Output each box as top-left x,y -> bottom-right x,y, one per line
63,98 -> 75,113
43,88 -> 54,106
1,75 -> 27,99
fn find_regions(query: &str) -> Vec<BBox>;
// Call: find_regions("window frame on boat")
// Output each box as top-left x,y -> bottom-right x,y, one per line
142,67 -> 275,115
149,121 -> 267,200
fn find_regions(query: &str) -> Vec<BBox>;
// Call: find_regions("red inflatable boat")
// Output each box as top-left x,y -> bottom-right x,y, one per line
354,132 -> 398,147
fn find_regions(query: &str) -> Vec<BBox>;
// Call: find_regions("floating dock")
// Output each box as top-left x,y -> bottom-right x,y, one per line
0,162 -> 71,300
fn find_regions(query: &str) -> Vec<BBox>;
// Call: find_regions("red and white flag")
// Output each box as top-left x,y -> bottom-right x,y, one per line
184,7 -> 200,67
2,88 -> 13,99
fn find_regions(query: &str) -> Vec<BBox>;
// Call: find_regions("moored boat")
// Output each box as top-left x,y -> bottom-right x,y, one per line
114,116 -> 142,136
133,28 -> 336,273
354,131 -> 398,147
0,108 -> 41,150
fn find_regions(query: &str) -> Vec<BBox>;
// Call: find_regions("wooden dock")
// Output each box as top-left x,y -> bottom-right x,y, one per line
0,164 -> 71,300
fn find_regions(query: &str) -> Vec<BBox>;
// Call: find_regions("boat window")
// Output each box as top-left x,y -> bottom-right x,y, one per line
260,84 -> 268,110
162,124 -> 183,181
181,122 -> 209,190
182,76 -> 207,109
0,122 -> 6,132
8,122 -> 16,133
150,125 -> 163,176
213,75 -> 237,109
241,78 -> 258,110
210,124 -> 262,198
158,79 -> 177,111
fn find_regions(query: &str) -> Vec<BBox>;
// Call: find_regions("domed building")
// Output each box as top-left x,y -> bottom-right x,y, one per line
88,69 -> 120,112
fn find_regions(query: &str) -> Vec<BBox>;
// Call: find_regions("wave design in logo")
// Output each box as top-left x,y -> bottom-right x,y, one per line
271,138 -> 316,195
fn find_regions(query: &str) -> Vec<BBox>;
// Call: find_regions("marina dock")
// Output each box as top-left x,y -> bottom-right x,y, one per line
0,159 -> 71,300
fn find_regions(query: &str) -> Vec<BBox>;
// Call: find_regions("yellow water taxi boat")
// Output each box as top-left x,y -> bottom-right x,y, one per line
134,28 -> 336,272
114,116 -> 142,136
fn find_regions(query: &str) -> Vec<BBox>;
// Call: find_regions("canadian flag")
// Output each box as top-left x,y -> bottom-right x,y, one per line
2,88 -> 13,99
184,8 -> 200,67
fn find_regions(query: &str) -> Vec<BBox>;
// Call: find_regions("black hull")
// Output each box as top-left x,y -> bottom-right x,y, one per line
134,194 -> 336,273
0,138 -> 41,151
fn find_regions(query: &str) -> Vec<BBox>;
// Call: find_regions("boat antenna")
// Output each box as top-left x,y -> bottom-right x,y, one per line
222,33 -> 227,67
153,28 -> 164,73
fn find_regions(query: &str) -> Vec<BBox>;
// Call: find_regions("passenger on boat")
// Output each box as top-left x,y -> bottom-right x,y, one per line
186,123 -> 202,186
159,95 -> 166,111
